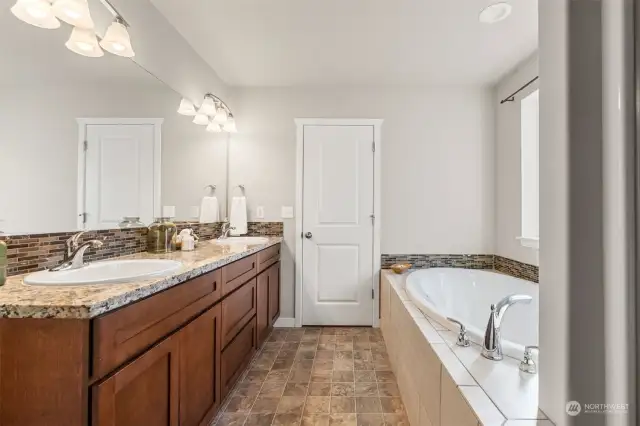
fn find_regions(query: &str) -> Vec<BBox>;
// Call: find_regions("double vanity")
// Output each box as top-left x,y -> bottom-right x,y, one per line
0,238 -> 282,426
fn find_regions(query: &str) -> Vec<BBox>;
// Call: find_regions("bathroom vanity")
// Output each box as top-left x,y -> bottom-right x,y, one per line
0,239 -> 282,426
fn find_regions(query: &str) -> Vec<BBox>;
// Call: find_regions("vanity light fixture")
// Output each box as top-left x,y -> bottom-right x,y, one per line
193,113 -> 210,126
100,17 -> 134,57
479,2 -> 512,24
177,98 -> 197,116
213,105 -> 228,124
65,26 -> 103,57
223,115 -> 237,133
206,121 -> 222,133
10,0 -> 61,29
52,0 -> 94,29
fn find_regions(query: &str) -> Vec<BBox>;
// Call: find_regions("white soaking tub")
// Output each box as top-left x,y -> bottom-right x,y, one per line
405,268 -> 538,360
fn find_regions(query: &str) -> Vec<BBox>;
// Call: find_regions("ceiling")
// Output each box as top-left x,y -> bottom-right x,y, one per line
151,0 -> 538,87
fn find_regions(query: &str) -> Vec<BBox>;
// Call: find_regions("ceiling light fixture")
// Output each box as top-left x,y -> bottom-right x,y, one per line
193,113 -> 210,126
199,94 -> 217,116
65,26 -> 103,57
100,17 -> 134,57
52,0 -> 94,29
11,0 -> 60,29
223,115 -> 237,133
206,121 -> 222,133
177,98 -> 197,116
479,2 -> 512,24
213,105 -> 228,124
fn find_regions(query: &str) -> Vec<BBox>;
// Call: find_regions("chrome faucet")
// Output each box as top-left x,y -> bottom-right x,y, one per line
51,232 -> 103,271
481,294 -> 532,361
219,221 -> 236,239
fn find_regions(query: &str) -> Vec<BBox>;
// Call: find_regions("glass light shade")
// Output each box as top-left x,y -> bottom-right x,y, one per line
100,20 -> 134,57
177,98 -> 196,116
206,122 -> 222,133
479,2 -> 512,24
213,106 -> 228,123
199,96 -> 216,116
52,0 -> 94,29
223,116 -> 237,133
65,27 -> 103,57
11,0 -> 60,29
193,113 -> 209,126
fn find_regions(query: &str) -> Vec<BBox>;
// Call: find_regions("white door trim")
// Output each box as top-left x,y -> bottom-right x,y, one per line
76,118 -> 164,230
294,118 -> 383,328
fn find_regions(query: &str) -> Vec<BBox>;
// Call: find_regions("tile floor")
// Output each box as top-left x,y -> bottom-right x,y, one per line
215,327 -> 409,426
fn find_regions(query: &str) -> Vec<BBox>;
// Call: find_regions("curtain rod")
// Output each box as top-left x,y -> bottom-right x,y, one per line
499,76 -> 539,104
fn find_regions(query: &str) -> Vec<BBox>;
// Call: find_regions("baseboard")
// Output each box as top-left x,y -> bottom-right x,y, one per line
273,317 -> 296,327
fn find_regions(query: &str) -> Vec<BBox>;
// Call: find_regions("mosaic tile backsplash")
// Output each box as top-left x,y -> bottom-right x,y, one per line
381,253 -> 539,283
0,222 -> 284,276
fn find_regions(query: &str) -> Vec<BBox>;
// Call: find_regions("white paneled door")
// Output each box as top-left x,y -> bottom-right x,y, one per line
302,125 -> 375,326
84,124 -> 158,229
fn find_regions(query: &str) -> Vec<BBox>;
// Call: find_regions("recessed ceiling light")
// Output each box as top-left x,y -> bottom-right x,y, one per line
479,2 -> 512,24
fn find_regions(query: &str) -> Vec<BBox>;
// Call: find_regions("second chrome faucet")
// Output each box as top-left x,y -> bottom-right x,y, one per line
481,294 -> 532,361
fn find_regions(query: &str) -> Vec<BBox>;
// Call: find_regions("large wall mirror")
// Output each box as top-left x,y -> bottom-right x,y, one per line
0,6 -> 228,235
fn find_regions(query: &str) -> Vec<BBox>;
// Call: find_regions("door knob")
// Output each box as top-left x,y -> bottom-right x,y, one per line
305,232 -> 313,239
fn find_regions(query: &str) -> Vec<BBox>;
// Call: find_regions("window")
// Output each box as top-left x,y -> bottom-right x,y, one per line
519,90 -> 539,249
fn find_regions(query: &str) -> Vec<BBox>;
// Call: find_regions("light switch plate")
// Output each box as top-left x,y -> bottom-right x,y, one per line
256,206 -> 265,219
281,206 -> 294,219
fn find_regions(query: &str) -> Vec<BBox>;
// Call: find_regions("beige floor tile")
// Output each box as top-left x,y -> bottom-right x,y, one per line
246,413 -> 275,426
331,397 -> 356,414
332,371 -> 355,382
235,382 -> 263,397
354,360 -> 375,371
329,414 -> 357,426
252,396 -> 281,414
383,414 -> 410,426
354,383 -> 378,397
278,396 -> 307,416
355,397 -> 382,414
380,398 -> 405,415
354,371 -> 376,383
308,382 -> 332,396
375,371 -> 396,383
284,382 -> 310,396
273,413 -> 302,426
311,371 -> 333,383
304,396 -> 331,414
289,369 -> 313,383
302,414 -> 331,426
378,383 -> 400,397
335,351 -> 354,360
225,395 -> 257,413
356,414 -> 384,426
331,383 -> 355,396
260,382 -> 286,398
316,350 -> 334,360
244,370 -> 269,383
267,370 -> 292,382
216,413 -> 248,426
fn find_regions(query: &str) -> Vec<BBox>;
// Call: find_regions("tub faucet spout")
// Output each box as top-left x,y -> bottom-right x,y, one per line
481,294 -> 532,361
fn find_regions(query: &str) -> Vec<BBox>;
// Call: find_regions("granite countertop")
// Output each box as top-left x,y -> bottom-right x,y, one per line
0,237 -> 283,319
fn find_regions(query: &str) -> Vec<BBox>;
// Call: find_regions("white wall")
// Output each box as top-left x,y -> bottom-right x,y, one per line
0,81 -> 226,233
228,86 -> 495,318
494,54 -> 540,266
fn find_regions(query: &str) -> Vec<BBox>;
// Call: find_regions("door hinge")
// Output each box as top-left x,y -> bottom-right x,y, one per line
372,289 -> 375,299
371,141 -> 375,152
79,212 -> 87,224
83,140 -> 88,151
370,214 -> 375,225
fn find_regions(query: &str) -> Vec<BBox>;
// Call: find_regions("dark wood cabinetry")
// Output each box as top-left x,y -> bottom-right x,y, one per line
0,243 -> 281,426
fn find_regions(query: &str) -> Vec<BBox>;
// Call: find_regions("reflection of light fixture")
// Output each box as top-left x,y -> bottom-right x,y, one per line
479,2 -> 512,24
11,0 -> 60,29
193,113 -> 209,126
199,95 -> 216,116
65,27 -> 103,57
206,121 -> 222,133
52,0 -> 94,29
177,98 -> 197,116
223,115 -> 237,133
100,17 -> 134,57
213,106 -> 228,123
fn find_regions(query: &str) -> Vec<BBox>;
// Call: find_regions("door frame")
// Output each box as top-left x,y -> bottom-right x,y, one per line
294,118 -> 383,328
76,118 -> 164,230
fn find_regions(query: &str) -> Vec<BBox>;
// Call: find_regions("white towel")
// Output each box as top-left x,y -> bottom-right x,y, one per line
199,197 -> 219,223
229,196 -> 248,235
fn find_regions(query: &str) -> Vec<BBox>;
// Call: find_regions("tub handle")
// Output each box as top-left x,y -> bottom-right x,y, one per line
447,317 -> 470,347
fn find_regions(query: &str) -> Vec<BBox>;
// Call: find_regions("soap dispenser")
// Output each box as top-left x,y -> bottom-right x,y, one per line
178,229 -> 196,251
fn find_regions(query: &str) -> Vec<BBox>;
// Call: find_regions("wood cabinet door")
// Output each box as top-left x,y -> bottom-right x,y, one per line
268,262 -> 281,326
179,304 -> 222,426
221,318 -> 257,398
92,334 -> 179,426
256,270 -> 270,346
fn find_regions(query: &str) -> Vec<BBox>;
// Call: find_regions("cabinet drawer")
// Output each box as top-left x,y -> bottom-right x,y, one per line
257,244 -> 280,273
221,255 -> 257,296
92,269 -> 221,379
221,317 -> 256,398
221,278 -> 257,348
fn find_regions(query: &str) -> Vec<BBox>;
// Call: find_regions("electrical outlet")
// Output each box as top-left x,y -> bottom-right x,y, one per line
256,206 -> 265,219
281,206 -> 294,219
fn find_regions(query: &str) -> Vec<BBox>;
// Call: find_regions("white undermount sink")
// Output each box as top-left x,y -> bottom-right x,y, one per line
24,259 -> 183,286
214,237 -> 269,246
